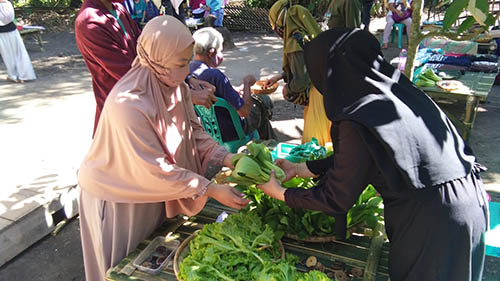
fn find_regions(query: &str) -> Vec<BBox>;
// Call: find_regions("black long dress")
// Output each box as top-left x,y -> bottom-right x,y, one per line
285,120 -> 489,281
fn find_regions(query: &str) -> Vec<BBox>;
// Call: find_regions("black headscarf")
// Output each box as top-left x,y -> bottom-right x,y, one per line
304,28 -> 475,189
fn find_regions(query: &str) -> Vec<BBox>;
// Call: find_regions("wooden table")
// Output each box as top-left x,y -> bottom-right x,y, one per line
419,71 -> 497,141
19,28 -> 44,51
106,201 -> 390,281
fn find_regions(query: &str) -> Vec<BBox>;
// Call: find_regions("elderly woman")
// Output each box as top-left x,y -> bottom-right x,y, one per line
265,0 -> 331,146
258,28 -> 488,281
0,0 -> 36,83
77,16 -> 249,281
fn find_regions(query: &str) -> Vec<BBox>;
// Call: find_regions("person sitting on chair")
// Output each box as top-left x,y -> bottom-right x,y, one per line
382,0 -> 412,49
190,27 -> 276,141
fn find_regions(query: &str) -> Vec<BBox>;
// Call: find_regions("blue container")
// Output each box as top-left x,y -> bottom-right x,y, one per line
486,202 -> 500,258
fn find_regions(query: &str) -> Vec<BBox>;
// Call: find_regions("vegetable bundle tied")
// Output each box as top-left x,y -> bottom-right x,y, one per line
228,143 -> 286,185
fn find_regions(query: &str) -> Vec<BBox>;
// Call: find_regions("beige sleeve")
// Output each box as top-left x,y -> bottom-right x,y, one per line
79,103 -> 213,204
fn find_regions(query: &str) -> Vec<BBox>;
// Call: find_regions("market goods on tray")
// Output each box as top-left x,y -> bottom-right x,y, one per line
251,80 -> 279,95
132,237 -> 179,274
176,212 -> 330,281
436,80 -> 469,93
415,68 -> 442,87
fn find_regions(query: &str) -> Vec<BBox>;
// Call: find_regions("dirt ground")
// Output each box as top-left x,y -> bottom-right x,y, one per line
0,29 -> 499,280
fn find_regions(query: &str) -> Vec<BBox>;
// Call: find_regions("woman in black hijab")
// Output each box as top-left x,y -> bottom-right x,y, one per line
258,28 -> 489,281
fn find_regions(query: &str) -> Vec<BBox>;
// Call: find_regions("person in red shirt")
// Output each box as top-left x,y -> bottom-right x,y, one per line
76,0 -> 216,137
75,0 -> 140,136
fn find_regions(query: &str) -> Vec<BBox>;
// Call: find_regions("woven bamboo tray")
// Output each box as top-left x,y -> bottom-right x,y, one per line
173,230 -> 286,280
251,80 -> 279,95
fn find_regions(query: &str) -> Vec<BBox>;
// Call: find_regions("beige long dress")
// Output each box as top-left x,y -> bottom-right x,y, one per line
77,16 -> 228,281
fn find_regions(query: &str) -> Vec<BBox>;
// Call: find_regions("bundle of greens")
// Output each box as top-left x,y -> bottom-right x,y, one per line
178,212 -> 330,281
242,182 -> 384,240
228,142 -> 286,185
415,68 -> 442,87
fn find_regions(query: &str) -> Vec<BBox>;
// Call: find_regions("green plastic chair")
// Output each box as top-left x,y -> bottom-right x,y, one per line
381,23 -> 409,49
194,97 -> 259,153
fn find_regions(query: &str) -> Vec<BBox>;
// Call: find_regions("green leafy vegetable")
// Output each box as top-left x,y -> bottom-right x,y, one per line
178,212 -> 330,281
228,142 -> 286,185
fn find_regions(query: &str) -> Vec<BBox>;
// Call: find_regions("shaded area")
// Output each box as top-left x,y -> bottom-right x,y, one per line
0,217 -> 85,281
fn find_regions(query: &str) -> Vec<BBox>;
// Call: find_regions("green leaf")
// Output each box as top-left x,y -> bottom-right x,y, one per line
280,216 -> 289,226
484,13 -> 497,26
443,0 -> 468,31
468,0 -> 489,25
457,16 -> 476,33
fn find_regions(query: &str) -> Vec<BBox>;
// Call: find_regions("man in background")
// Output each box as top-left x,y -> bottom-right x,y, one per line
75,0 -> 140,137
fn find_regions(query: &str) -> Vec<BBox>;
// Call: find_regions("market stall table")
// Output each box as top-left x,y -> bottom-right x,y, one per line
19,26 -> 45,51
106,201 -> 390,281
418,71 -> 497,141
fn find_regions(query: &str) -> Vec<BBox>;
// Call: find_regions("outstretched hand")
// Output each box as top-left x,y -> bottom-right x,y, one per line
207,184 -> 250,210
274,158 -> 296,182
256,170 -> 286,201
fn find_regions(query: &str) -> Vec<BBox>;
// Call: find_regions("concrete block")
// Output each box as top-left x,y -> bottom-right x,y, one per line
0,217 -> 12,231
0,189 -> 47,221
0,205 -> 53,267
0,186 -> 79,267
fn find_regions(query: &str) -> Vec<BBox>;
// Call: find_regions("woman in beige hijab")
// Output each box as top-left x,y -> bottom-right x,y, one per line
77,15 -> 249,281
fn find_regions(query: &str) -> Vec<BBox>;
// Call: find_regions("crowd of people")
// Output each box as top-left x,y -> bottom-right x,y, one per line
0,0 -> 490,280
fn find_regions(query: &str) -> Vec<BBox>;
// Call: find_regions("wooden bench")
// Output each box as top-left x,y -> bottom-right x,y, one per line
19,28 -> 44,51
419,71 -> 497,141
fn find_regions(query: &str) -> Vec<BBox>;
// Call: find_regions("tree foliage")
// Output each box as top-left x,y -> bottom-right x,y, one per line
405,0 -> 498,79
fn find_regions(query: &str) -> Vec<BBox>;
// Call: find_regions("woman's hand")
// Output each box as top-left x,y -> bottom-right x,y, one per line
275,159 -> 316,180
257,171 -> 286,201
206,184 -> 250,209
274,159 -> 296,182
264,73 -> 282,87
282,84 -> 289,100
189,78 -> 217,108
223,153 -> 236,169
189,77 -> 215,91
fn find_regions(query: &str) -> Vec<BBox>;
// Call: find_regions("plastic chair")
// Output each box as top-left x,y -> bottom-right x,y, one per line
381,23 -> 409,49
194,97 -> 259,153
391,23 -> 409,49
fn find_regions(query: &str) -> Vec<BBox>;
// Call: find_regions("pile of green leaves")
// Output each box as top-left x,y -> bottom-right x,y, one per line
242,181 -> 383,240
230,141 -> 383,240
228,143 -> 286,185
178,212 -> 330,281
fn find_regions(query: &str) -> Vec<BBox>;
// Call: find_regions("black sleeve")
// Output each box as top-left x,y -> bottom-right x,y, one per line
285,121 -> 374,216
306,155 -> 334,176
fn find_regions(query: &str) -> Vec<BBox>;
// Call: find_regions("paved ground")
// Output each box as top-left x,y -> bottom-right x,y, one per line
0,16 -> 499,280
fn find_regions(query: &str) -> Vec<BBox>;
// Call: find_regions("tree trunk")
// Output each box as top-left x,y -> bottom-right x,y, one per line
404,0 -> 424,80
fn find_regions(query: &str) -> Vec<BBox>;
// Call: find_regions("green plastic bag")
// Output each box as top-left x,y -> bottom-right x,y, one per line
285,138 -> 328,163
